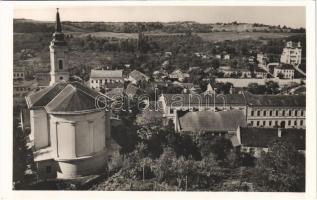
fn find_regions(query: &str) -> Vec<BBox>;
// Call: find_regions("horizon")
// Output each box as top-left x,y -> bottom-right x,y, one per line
14,6 -> 306,28
14,17 -> 306,29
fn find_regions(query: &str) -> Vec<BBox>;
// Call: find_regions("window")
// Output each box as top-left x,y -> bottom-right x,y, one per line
96,80 -> 98,83
300,120 -> 303,126
46,166 -> 52,173
295,110 -> 298,116
60,77 -> 63,80
257,110 -> 260,116
288,121 -> 291,126
257,121 -> 260,126
251,121 -> 254,126
275,121 -> 278,126
91,80 -> 94,83
294,121 -> 297,126
263,121 -> 266,126
289,110 -> 292,116
282,110 -> 285,116
251,111 -> 254,116
301,110 -> 304,116
263,111 -> 266,116
275,110 -> 278,116
59,60 -> 63,70
269,110 -> 272,116
269,121 -> 272,126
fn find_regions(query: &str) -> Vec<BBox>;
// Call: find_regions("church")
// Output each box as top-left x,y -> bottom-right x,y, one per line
25,9 -> 112,179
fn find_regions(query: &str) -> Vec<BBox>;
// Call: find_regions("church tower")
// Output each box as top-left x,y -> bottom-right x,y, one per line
49,8 -> 69,85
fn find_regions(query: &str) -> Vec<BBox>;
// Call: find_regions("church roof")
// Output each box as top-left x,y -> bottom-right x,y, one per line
26,81 -> 110,114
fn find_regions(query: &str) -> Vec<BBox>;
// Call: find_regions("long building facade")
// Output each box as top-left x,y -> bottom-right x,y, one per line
159,91 -> 305,131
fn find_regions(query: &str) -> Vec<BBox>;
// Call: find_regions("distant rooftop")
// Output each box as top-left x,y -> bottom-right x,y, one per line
90,69 -> 123,79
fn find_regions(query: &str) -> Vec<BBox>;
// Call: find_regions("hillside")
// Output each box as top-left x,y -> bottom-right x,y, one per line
14,19 -> 305,34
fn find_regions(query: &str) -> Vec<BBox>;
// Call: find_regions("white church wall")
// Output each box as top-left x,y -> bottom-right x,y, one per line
31,109 -> 50,150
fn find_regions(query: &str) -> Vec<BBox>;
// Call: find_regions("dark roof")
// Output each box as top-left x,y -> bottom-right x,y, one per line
162,93 -> 246,107
105,82 -> 124,89
26,81 -> 110,114
238,127 -> 305,149
125,83 -> 143,97
178,110 -> 247,132
254,67 -> 267,73
243,91 -> 305,107
129,70 -> 149,82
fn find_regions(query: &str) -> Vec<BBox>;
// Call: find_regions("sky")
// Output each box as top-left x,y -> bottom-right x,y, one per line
14,6 -> 306,28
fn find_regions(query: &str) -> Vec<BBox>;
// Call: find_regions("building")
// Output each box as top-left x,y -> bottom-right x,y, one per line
128,70 -> 149,85
273,63 -> 295,79
224,54 -> 230,60
49,10 -> 70,85
25,9 -> 112,179
245,92 -> 305,129
219,66 -> 251,78
13,80 -> 38,105
89,69 -> 123,89
176,110 -> 247,134
159,91 -> 306,130
280,41 -> 302,66
125,83 -> 144,98
253,67 -> 268,78
169,69 -> 190,82
159,93 -> 247,125
13,67 -> 25,80
257,53 -> 268,68
232,127 -> 305,157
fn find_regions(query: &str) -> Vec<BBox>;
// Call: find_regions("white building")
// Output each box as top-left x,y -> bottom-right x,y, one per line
25,9 -> 112,179
273,64 -> 295,79
13,67 -> 25,80
257,53 -> 268,68
280,41 -> 302,66
89,69 -> 123,89
128,70 -> 150,85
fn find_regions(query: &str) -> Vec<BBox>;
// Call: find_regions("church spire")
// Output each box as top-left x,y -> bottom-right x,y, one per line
55,8 -> 62,32
51,8 -> 66,46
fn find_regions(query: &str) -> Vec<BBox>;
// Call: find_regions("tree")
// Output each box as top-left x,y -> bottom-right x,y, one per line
265,81 -> 280,94
254,139 -> 305,192
13,117 -> 28,187
211,58 -> 220,69
277,72 -> 284,79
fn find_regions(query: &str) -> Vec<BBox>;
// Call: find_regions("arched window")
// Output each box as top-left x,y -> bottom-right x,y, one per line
60,76 -> 63,80
59,60 -> 63,70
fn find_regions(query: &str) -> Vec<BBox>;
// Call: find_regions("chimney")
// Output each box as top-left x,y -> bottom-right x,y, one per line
278,128 -> 282,138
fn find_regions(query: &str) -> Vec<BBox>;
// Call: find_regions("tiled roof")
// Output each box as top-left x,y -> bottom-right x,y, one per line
178,110 -> 247,132
254,67 -> 267,73
238,127 -> 305,149
90,69 -> 123,78
105,88 -> 124,99
26,81 -> 110,114
129,70 -> 149,82
125,83 -> 143,97
243,91 -> 305,107
161,93 -> 247,107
